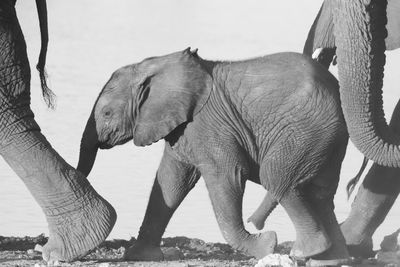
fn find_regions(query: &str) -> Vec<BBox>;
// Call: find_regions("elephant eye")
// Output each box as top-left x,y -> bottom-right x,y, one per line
103,109 -> 113,118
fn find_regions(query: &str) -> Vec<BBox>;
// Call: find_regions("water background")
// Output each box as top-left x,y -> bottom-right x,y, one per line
1,1 -> 400,249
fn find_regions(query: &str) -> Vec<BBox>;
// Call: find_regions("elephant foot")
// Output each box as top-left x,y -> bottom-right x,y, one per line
341,223 -> 374,258
345,240 -> 374,258
124,242 -> 164,261
42,192 -> 116,263
247,214 -> 265,230
248,231 -> 278,259
291,230 -> 331,259
307,241 -> 350,266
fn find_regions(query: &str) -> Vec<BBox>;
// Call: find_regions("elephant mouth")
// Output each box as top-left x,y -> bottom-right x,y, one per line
99,136 -> 131,149
114,136 -> 132,146
99,143 -> 113,149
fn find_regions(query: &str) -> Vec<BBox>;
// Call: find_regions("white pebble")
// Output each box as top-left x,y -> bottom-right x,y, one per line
50,260 -> 61,266
34,244 -> 43,252
255,254 -> 295,267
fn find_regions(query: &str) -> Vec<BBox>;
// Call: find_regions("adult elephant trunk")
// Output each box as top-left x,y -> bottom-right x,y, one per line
334,0 -> 400,167
77,111 -> 99,176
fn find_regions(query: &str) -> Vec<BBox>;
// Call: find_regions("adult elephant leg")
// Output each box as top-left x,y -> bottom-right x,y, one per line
341,99 -> 400,257
340,166 -> 400,257
1,110 -> 116,262
0,5 -> 116,262
202,165 -> 277,259
124,145 -> 201,261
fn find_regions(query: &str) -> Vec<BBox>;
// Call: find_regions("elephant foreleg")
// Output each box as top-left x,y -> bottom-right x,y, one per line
202,165 -> 277,259
247,192 -> 278,230
124,146 -> 200,261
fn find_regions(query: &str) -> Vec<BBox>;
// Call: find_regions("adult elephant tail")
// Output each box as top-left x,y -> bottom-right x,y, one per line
346,157 -> 369,198
35,0 -> 56,108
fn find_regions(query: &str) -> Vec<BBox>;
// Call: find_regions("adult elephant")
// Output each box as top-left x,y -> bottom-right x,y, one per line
304,0 -> 400,167
303,0 -> 400,257
0,0 -> 116,262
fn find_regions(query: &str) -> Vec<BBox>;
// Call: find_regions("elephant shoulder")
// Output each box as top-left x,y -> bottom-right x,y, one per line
281,53 -> 340,103
281,52 -> 338,91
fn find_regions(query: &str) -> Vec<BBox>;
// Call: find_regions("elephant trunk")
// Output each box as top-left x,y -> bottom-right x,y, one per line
77,111 -> 99,177
334,0 -> 400,167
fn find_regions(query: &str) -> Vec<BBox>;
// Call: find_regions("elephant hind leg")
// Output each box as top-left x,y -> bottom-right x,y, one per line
303,140 -> 350,265
202,164 -> 277,259
260,133 -> 348,261
279,189 -> 331,258
303,185 -> 350,266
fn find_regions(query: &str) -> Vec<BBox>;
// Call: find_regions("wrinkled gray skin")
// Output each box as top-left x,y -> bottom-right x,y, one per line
303,0 -> 400,168
303,0 -> 400,257
0,0 -> 116,262
78,49 -> 350,263
341,102 -> 400,257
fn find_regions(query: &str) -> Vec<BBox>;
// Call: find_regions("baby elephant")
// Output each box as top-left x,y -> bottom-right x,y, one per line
77,48 -> 349,264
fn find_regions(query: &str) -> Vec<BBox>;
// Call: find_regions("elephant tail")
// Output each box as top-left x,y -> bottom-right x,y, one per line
346,157 -> 369,199
35,0 -> 56,109
247,193 -> 278,231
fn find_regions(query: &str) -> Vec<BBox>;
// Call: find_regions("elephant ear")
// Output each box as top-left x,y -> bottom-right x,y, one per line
386,0 -> 400,51
303,0 -> 335,56
132,48 -> 212,146
305,0 -> 400,53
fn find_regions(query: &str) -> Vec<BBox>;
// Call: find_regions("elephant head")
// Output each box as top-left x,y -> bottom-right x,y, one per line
77,48 -> 212,176
304,0 -> 400,167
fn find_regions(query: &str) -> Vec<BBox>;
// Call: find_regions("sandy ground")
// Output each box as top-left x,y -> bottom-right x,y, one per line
1,235 -> 399,267
0,235 -> 261,267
